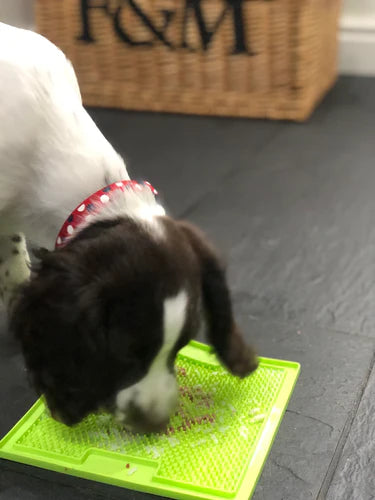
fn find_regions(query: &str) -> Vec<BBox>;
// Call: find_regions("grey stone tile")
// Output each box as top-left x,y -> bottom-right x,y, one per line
326,363 -> 375,500
88,108 -> 282,215
323,76 -> 375,116
232,319 -> 375,500
184,104 -> 375,336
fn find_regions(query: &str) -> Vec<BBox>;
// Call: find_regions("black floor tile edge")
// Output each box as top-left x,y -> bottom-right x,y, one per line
316,351 -> 375,499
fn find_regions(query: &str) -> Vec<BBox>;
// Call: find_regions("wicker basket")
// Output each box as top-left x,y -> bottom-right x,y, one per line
35,0 -> 341,121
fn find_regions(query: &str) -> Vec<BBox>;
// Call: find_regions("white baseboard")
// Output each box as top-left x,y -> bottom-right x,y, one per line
339,15 -> 375,76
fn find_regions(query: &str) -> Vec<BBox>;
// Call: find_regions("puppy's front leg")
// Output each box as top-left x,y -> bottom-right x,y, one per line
0,234 -> 31,312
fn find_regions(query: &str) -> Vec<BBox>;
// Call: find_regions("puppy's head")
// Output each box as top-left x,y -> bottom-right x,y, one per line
11,216 -> 257,432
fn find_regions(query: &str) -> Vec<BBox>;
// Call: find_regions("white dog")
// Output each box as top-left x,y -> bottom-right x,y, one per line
0,22 -> 128,306
0,23 -> 257,432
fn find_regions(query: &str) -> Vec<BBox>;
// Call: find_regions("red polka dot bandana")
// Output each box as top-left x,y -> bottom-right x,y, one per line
55,180 -> 158,249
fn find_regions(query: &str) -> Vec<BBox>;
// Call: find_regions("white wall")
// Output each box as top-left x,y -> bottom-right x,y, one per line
0,0 -> 34,29
340,0 -> 375,75
343,0 -> 375,18
0,0 -> 374,76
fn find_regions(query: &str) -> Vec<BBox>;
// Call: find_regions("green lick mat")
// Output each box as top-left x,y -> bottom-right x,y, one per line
0,341 -> 300,500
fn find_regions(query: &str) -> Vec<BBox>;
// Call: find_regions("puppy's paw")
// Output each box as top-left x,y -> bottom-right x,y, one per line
222,327 -> 258,378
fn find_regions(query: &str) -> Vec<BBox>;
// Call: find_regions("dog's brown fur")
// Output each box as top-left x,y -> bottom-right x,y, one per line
11,216 -> 257,429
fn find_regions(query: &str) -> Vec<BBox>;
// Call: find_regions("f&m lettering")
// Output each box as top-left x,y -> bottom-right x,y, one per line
78,0 -> 174,47
182,0 -> 251,54
78,0 -> 254,54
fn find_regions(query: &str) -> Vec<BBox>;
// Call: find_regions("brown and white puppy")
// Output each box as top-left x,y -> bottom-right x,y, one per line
0,23 -> 258,432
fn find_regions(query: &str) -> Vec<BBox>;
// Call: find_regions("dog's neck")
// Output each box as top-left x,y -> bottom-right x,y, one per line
55,180 -> 165,248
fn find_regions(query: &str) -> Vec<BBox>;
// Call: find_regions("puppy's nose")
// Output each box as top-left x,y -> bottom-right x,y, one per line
125,402 -> 169,434
130,417 -> 169,434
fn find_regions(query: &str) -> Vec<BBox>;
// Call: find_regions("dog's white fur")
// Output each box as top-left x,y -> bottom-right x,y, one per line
0,23 -> 183,427
0,22 -> 128,249
116,290 -> 188,428
77,185 -> 167,242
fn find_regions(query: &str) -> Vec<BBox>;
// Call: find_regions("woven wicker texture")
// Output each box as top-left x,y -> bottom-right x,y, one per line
35,0 -> 342,121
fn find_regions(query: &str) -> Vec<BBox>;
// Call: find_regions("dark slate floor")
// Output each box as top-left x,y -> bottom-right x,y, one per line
1,76 -> 375,499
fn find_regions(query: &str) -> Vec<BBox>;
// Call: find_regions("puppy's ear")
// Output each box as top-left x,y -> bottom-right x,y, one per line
178,221 -> 258,378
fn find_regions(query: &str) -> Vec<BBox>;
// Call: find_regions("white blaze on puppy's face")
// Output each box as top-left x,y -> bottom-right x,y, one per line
115,290 -> 188,428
